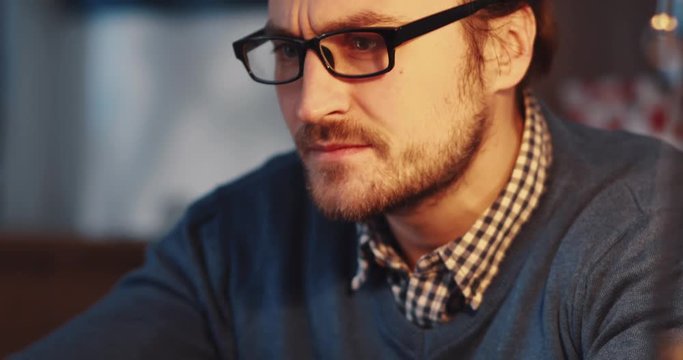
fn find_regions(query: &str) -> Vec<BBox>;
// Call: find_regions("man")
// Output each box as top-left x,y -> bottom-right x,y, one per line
14,0 -> 683,359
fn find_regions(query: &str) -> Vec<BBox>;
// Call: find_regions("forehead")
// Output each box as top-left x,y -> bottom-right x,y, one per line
267,0 -> 452,36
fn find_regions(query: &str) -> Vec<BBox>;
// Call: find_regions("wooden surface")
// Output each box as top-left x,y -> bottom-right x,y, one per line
0,233 -> 146,357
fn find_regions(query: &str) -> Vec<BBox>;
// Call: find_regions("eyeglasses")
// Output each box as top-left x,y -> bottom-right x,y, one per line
233,0 -> 503,85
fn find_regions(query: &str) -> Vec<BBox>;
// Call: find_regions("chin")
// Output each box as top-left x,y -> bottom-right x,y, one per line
307,173 -> 383,221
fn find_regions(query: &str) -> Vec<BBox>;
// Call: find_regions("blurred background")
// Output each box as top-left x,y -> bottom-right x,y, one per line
1,0 -> 292,240
1,0 -> 681,356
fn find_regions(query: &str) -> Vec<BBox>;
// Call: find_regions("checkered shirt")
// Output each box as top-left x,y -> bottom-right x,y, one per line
350,92 -> 553,328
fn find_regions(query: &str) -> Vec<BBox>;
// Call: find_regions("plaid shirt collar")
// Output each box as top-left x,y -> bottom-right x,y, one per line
351,92 -> 553,326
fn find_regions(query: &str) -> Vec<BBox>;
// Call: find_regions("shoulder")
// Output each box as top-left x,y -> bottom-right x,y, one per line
544,107 -> 683,216
538,113 -> 682,356
182,151 -> 308,228
151,151 -> 314,265
142,151 -> 323,287
540,109 -> 682,275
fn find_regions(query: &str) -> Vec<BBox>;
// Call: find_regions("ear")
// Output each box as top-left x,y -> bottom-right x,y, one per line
484,5 -> 537,92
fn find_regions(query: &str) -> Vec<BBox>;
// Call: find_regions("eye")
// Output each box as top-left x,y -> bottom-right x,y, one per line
273,42 -> 299,59
348,36 -> 378,51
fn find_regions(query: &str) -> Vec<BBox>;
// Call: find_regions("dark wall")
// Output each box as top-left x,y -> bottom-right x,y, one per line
537,0 -> 657,106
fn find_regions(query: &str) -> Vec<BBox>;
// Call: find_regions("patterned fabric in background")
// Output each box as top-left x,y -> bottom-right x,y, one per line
560,76 -> 683,149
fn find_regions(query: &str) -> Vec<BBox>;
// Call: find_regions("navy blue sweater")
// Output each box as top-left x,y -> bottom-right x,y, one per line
14,112 -> 683,359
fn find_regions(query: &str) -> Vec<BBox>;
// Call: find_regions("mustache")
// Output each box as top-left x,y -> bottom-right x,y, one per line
294,121 -> 389,156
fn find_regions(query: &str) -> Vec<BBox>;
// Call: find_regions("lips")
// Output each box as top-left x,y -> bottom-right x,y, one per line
305,143 -> 372,160
308,143 -> 370,152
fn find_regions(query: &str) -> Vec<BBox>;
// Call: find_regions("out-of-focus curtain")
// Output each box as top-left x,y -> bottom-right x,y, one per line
1,0 -> 87,232
77,8 -> 291,238
1,1 -> 291,239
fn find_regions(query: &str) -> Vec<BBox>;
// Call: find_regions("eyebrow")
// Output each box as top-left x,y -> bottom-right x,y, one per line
265,11 -> 407,37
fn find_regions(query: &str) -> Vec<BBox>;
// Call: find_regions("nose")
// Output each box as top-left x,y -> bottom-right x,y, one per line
295,49 -> 351,123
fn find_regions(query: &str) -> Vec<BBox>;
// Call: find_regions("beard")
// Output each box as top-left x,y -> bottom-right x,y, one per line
294,52 -> 489,221
295,104 -> 489,222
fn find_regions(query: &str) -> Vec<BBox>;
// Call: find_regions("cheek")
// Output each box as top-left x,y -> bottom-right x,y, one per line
357,70 -> 449,137
275,85 -> 300,135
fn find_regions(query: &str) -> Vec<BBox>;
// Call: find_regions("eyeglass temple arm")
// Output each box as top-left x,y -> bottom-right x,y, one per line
392,0 -> 503,46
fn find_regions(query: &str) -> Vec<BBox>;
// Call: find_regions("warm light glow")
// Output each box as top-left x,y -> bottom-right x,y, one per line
651,13 -> 679,32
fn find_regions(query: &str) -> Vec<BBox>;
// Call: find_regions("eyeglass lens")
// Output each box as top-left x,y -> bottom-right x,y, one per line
244,32 -> 390,83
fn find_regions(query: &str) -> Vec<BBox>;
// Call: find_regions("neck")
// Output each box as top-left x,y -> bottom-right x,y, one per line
385,90 -> 523,269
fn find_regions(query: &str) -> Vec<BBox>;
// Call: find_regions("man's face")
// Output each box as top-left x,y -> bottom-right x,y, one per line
269,0 -> 491,220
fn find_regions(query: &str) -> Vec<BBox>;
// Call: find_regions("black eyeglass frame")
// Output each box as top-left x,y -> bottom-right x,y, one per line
233,0 -> 503,84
